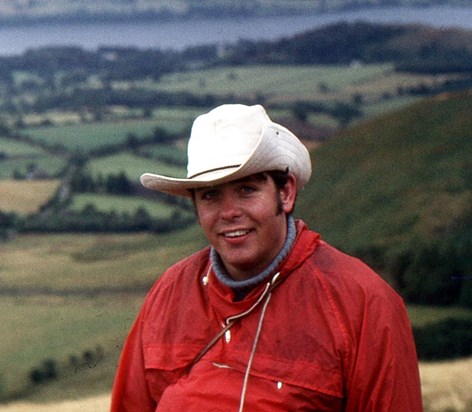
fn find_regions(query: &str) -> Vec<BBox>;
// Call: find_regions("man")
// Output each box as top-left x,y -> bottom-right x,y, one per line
111,104 -> 423,411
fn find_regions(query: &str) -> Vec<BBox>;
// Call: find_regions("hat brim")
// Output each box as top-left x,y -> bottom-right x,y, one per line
140,123 -> 311,198
140,129 -> 264,197
141,165 -> 249,197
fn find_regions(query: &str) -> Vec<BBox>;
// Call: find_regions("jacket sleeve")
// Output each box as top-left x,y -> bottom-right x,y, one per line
344,290 -> 423,412
110,309 -> 156,412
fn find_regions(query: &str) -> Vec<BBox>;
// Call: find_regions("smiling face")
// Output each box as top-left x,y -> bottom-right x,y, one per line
194,172 -> 297,281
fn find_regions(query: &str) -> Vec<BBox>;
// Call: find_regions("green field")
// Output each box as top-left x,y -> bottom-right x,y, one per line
0,295 -> 141,400
150,64 -> 443,108
22,119 -> 179,152
0,231 -> 202,292
0,228 -> 209,402
0,156 -> 66,178
18,110 -> 199,154
87,152 -> 186,181
70,193 -> 187,219
0,136 -> 66,179
155,64 -> 392,98
407,305 -> 472,327
0,137 -> 45,156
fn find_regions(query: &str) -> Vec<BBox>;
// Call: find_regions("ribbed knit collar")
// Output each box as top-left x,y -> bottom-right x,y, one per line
210,215 -> 296,294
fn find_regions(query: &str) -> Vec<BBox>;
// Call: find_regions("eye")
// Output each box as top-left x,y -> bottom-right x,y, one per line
240,185 -> 257,195
198,188 -> 219,201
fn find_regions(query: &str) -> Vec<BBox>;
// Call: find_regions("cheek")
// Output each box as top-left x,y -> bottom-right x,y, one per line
195,206 -> 215,233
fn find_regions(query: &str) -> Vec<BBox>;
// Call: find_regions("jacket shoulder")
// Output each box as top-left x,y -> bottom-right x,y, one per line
309,240 -> 403,305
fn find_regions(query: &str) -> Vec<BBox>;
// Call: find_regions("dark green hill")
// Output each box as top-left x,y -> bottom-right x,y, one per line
227,22 -> 472,74
298,90 -> 472,306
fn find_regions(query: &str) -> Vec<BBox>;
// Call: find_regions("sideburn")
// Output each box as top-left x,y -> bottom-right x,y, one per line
276,192 -> 284,215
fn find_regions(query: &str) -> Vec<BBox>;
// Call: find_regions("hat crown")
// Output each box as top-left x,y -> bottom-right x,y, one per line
140,104 -> 312,197
187,105 -> 268,179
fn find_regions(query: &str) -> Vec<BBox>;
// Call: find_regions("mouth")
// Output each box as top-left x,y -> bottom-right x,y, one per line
223,229 -> 251,238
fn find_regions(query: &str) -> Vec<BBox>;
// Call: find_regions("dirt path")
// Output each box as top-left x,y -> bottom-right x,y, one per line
420,358 -> 472,412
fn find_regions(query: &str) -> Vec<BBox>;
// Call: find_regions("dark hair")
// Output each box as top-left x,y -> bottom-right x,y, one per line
266,168 -> 290,190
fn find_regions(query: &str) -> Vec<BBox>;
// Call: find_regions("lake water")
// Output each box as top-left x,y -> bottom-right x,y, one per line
0,6 -> 471,56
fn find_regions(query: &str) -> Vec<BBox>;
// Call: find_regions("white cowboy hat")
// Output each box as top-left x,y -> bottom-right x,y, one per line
140,104 -> 312,197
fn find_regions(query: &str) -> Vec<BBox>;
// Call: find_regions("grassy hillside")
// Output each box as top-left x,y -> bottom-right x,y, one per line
298,90 -> 472,290
0,227 -> 207,403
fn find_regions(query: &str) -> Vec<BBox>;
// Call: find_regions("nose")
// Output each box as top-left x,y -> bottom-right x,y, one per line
219,191 -> 241,221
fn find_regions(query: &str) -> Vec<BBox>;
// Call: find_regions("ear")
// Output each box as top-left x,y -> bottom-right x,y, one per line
280,173 -> 297,214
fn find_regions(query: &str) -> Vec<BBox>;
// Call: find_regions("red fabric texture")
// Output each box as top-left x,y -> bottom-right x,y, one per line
111,221 -> 422,411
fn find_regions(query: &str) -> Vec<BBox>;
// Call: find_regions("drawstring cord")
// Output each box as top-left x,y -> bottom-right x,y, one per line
185,271 -> 283,391
225,281 -> 272,325
238,274 -> 278,412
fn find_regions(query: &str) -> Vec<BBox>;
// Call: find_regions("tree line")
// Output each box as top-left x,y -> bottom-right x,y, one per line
0,184 -> 194,236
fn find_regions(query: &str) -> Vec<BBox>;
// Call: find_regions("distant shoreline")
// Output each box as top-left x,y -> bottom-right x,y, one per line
1,9 -> 312,28
1,5 -> 471,56
1,5 -> 470,28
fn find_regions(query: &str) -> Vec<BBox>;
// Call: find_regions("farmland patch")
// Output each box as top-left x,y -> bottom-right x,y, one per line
87,152 -> 186,181
22,120 -> 165,151
0,180 -> 61,214
69,193 -> 188,220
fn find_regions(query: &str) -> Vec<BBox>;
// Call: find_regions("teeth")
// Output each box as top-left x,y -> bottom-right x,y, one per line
225,230 -> 249,238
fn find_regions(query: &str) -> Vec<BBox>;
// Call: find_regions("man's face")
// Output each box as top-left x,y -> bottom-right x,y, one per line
194,173 -> 296,281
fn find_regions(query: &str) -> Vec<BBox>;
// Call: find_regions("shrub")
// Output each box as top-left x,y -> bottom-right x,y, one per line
399,237 -> 470,307
42,359 -> 58,380
413,318 -> 472,361
29,358 -> 58,385
29,368 -> 45,385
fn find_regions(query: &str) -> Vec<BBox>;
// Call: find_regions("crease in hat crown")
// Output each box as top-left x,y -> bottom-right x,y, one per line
140,104 -> 312,197
187,104 -> 265,179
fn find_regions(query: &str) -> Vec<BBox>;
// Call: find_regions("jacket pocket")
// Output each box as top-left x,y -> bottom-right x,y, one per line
224,349 -> 344,400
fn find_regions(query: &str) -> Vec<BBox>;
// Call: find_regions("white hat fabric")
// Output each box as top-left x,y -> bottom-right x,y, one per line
140,104 -> 312,197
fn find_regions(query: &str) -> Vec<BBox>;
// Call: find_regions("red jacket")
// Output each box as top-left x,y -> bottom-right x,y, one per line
111,221 -> 423,411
